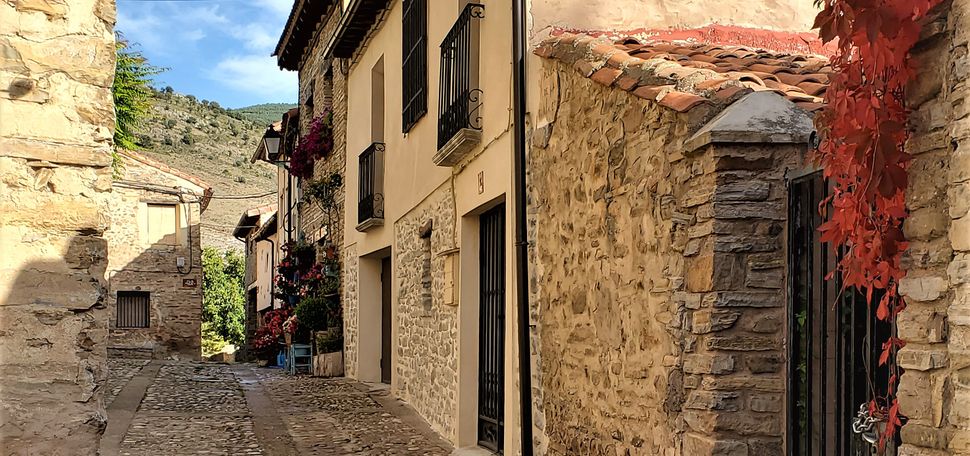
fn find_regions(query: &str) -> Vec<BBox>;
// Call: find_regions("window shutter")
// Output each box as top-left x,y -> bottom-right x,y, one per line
402,0 -> 427,133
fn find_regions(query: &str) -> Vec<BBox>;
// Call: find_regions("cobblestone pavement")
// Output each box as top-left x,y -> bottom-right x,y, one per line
104,360 -> 452,456
252,368 -> 452,455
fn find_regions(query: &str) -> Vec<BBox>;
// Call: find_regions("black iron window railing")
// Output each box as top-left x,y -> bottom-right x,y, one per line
358,142 -> 385,224
437,3 -> 484,150
402,0 -> 427,133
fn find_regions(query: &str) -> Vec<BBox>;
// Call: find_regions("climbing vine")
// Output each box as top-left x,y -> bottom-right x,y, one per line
812,0 -> 940,449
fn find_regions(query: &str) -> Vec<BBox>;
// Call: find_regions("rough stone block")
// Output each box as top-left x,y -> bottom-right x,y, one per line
900,423 -> 952,450
954,215 -> 970,252
683,432 -> 748,456
899,276 -> 949,302
745,268 -> 783,289
905,206 -> 950,241
748,393 -> 782,413
898,347 -> 949,371
704,292 -> 782,308
691,309 -> 740,334
714,181 -> 770,202
707,336 -> 776,351
684,354 -> 737,374
684,390 -> 741,411
745,354 -> 784,373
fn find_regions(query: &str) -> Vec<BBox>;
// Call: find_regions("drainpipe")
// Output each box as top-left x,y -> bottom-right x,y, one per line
511,0 -> 534,454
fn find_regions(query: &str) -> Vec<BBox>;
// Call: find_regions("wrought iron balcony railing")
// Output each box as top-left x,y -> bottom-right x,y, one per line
357,142 -> 385,227
437,3 -> 484,150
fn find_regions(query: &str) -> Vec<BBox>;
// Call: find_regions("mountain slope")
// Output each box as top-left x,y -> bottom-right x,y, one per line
131,91 -> 278,251
230,103 -> 295,125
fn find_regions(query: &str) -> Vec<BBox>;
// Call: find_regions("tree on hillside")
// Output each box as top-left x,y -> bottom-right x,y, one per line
112,36 -> 162,150
202,247 -> 246,347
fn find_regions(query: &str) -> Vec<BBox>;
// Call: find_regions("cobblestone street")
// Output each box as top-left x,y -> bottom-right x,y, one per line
100,359 -> 453,456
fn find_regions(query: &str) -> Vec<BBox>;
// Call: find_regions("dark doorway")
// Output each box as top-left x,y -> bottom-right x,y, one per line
787,172 -> 893,456
381,256 -> 392,384
477,204 -> 505,451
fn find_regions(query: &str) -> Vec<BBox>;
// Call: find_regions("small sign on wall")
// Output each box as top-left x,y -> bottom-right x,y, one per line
478,171 -> 485,194
181,278 -> 198,288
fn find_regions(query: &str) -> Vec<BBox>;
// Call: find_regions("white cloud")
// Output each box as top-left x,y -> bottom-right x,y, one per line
208,54 -> 297,102
228,23 -> 278,52
255,0 -> 293,17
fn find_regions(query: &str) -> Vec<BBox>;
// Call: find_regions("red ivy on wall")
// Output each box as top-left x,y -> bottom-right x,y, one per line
812,0 -> 941,448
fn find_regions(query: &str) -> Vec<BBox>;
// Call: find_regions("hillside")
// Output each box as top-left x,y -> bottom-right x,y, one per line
230,103 -> 295,125
131,90 -> 278,251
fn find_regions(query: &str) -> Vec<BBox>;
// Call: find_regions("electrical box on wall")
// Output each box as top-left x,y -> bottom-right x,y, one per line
176,257 -> 186,268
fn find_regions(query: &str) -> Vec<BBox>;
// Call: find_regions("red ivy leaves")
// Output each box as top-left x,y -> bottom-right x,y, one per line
813,0 -> 939,450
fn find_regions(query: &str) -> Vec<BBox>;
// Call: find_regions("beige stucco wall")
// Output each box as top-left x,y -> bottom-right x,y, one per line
340,0 -> 523,451
105,156 -> 204,360
0,0 -> 116,452
527,0 -> 819,42
252,236 -> 277,312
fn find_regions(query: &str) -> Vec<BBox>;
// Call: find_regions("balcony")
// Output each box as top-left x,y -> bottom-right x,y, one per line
434,3 -> 484,167
356,142 -> 385,232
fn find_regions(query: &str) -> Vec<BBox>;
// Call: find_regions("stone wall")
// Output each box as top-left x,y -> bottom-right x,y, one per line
343,243 -> 359,377
529,60 -> 803,455
0,0 -> 116,452
298,4 -> 347,262
393,184 -> 460,442
897,1 -> 970,454
104,158 -> 204,360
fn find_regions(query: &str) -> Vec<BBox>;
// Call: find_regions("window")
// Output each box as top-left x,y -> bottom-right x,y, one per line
402,0 -> 427,132
787,172 -> 894,455
145,203 -> 179,245
116,291 -> 150,328
357,142 -> 385,229
437,3 -> 484,150
372,57 -> 385,142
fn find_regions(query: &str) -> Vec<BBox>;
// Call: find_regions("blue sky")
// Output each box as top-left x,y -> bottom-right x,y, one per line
117,0 -> 297,108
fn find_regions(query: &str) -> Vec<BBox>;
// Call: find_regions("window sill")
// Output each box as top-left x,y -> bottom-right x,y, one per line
433,128 -> 482,167
356,217 -> 384,232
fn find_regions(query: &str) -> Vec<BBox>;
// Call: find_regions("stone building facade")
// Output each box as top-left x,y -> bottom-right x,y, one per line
0,0 -> 116,452
235,205 -> 277,362
529,34 -> 823,455
895,1 -> 970,454
105,150 -> 209,360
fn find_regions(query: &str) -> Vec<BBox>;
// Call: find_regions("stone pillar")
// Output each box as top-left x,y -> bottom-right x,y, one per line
896,1 -> 970,454
680,143 -> 795,456
0,0 -> 116,453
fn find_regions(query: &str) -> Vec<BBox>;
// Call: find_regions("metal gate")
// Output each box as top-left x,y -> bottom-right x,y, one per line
787,172 -> 894,456
478,204 -> 505,451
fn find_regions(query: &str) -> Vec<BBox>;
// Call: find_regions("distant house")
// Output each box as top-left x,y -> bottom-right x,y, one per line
105,150 -> 211,360
233,204 -> 278,361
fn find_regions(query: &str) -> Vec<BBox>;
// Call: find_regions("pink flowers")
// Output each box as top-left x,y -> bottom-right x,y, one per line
289,110 -> 334,179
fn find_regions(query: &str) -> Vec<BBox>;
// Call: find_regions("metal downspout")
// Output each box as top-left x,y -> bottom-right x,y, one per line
511,0 -> 534,454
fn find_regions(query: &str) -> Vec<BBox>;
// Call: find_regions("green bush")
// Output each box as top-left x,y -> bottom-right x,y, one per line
163,119 -> 176,128
235,175 -> 247,183
181,133 -> 194,145
315,326 -> 343,354
163,135 -> 174,146
186,116 -> 197,124
295,295 -> 336,333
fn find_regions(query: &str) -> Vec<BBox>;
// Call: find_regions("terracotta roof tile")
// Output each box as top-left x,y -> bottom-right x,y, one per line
535,32 -> 830,114
658,91 -> 709,112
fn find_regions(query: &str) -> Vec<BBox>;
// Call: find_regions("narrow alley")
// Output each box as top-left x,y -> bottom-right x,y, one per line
99,359 -> 452,455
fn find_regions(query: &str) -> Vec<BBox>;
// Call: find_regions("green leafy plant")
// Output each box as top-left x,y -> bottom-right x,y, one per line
295,295 -> 335,333
112,36 -> 163,151
202,247 -> 246,346
315,325 -> 343,354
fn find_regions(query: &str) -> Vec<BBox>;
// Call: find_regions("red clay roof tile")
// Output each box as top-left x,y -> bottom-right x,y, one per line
535,32 -> 830,114
658,91 -> 709,112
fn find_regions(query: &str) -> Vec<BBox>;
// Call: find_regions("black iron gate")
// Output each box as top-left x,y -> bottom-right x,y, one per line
787,172 -> 894,456
478,204 -> 505,451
